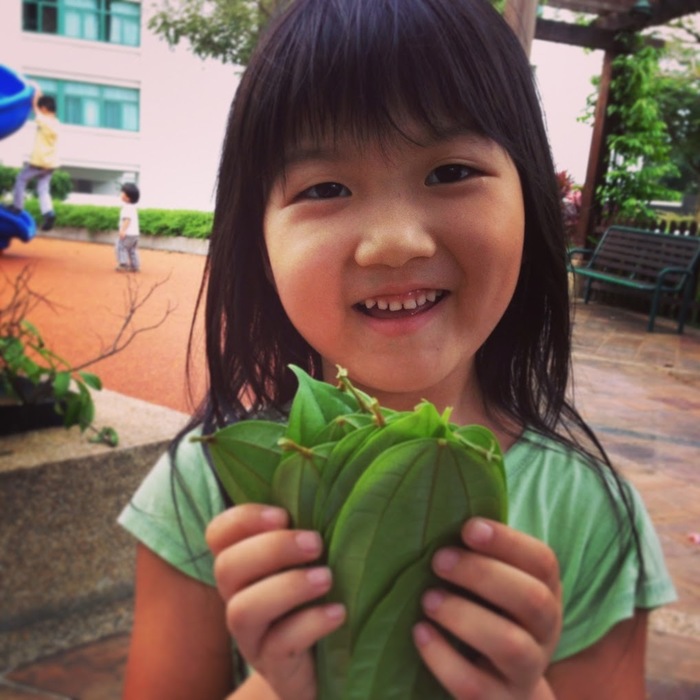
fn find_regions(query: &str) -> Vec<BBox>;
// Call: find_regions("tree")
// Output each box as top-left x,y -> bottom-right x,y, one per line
654,19 -> 700,199
148,0 -> 289,66
582,34 -> 680,221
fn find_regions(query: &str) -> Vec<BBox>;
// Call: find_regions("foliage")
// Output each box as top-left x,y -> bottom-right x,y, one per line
582,36 -> 679,220
653,29 -> 700,197
148,0 -> 287,66
0,164 -> 73,201
20,200 -> 214,239
1,267 -> 175,445
0,268 -> 116,444
200,365 -> 507,698
148,0 -> 506,67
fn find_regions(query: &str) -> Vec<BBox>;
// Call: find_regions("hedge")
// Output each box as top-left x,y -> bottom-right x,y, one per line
20,200 -> 214,239
0,164 -> 72,201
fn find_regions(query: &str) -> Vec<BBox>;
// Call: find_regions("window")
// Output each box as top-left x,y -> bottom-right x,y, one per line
32,77 -> 140,131
23,0 -> 141,46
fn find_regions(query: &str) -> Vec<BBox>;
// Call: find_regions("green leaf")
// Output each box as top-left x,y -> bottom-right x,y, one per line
200,420 -> 286,505
322,437 -> 507,695
79,371 -> 103,390
271,442 -> 332,529
52,371 -> 71,398
285,365 -> 358,447
341,551 -> 451,700
315,402 -> 450,537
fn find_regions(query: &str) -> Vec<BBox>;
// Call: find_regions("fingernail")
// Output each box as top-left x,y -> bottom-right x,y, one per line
306,566 -> 331,587
325,603 -> 346,620
465,518 -> 493,546
296,530 -> 322,554
434,548 -> 459,573
261,507 -> 287,526
413,622 -> 433,647
422,589 -> 444,613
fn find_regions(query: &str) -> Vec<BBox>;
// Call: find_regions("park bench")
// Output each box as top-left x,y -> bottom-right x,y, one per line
568,225 -> 700,333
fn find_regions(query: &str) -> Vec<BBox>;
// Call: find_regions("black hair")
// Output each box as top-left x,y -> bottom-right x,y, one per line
121,182 -> 140,204
37,95 -> 56,113
187,0 -> 640,557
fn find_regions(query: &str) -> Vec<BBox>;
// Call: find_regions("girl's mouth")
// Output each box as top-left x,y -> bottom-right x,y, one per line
354,289 -> 447,319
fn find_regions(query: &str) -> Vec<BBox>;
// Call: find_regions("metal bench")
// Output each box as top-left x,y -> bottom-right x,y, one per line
568,226 -> 700,333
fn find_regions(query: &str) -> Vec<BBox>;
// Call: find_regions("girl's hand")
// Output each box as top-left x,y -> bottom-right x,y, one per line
414,518 -> 562,699
206,505 -> 346,700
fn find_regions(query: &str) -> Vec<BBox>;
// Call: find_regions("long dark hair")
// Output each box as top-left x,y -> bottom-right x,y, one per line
189,0 -> 640,550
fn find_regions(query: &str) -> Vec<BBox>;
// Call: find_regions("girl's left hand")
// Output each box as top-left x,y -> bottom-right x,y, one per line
414,518 -> 562,699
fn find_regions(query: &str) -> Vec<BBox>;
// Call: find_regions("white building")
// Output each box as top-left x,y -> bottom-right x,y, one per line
0,0 -> 238,210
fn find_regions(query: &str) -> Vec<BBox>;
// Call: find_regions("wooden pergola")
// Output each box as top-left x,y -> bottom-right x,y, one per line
503,0 -> 700,245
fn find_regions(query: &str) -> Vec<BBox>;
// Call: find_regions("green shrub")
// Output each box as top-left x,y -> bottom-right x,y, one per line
0,164 -> 72,201
22,200 -> 213,239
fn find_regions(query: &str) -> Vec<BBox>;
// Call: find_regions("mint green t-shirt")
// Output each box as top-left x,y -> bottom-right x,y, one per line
118,428 -> 676,663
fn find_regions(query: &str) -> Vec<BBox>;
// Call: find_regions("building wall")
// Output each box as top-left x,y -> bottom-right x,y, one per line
0,1 -> 238,210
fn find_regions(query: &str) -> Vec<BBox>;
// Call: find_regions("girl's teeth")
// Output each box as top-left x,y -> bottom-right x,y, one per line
362,290 -> 443,312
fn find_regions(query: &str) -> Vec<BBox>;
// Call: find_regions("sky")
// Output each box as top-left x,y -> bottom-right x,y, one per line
530,39 -> 603,185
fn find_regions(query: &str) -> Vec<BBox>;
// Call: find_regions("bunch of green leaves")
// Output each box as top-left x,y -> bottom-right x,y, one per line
199,365 -> 508,699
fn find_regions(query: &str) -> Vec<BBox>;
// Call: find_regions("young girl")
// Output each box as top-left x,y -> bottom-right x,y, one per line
119,0 -> 676,697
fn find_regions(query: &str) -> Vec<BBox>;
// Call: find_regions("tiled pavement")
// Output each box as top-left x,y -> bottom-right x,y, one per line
1,238 -> 699,698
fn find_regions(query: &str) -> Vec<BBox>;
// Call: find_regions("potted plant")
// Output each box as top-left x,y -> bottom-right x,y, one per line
1,266 -> 172,444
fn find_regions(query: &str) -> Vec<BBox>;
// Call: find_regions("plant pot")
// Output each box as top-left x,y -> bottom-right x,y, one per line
0,399 -> 65,435
0,378 -> 66,436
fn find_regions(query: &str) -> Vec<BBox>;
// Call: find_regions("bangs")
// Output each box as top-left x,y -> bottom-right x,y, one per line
237,0 -> 531,188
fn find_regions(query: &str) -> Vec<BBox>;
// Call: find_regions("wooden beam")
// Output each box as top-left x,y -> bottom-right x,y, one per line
504,0 -> 539,55
546,0 -> 634,14
594,0 -> 700,30
535,17 -> 665,49
576,50 -> 615,246
535,18 -> 618,49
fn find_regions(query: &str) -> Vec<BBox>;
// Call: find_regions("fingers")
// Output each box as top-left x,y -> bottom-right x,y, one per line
206,504 -> 345,699
228,565 -> 344,661
414,518 -> 563,695
461,518 -> 561,595
206,504 -> 289,555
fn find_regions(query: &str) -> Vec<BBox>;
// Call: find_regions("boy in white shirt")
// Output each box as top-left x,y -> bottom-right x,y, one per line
115,182 -> 140,272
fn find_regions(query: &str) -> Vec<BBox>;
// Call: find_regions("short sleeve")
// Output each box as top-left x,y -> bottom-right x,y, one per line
506,433 -> 676,663
118,429 -> 226,587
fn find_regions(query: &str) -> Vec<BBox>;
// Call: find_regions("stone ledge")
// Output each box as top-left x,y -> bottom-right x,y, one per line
0,390 -> 189,671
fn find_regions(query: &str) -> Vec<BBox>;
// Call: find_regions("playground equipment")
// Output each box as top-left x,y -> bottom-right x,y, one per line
0,64 -> 37,249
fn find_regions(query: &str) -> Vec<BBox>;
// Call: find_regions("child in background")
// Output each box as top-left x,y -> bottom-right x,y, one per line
11,82 -> 59,231
119,0 -> 676,698
115,182 -> 140,273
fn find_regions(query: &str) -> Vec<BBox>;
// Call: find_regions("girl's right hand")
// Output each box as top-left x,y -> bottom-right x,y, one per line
206,505 -> 347,700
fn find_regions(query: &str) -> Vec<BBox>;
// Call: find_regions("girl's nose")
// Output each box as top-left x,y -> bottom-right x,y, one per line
354,207 -> 436,268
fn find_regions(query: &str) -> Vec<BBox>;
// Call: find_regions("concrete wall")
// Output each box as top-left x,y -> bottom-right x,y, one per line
0,390 -> 189,671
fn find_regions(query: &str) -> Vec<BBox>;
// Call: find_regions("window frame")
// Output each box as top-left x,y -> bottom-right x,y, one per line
22,0 -> 141,47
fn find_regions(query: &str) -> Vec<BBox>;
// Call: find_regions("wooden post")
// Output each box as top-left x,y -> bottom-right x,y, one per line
576,49 -> 615,247
504,0 -> 539,56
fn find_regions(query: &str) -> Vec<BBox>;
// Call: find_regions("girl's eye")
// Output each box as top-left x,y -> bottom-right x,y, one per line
425,164 -> 474,186
298,182 -> 351,200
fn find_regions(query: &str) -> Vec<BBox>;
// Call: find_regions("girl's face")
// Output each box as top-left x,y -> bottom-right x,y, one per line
264,121 -> 524,423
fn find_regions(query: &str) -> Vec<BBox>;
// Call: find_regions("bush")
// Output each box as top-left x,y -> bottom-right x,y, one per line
0,164 -> 72,201
22,200 -> 213,239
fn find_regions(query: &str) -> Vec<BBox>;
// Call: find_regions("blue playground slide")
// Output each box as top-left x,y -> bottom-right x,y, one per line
0,64 -> 37,249
0,206 -> 37,249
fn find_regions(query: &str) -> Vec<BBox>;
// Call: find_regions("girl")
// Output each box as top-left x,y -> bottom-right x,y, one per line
119,0 -> 676,698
